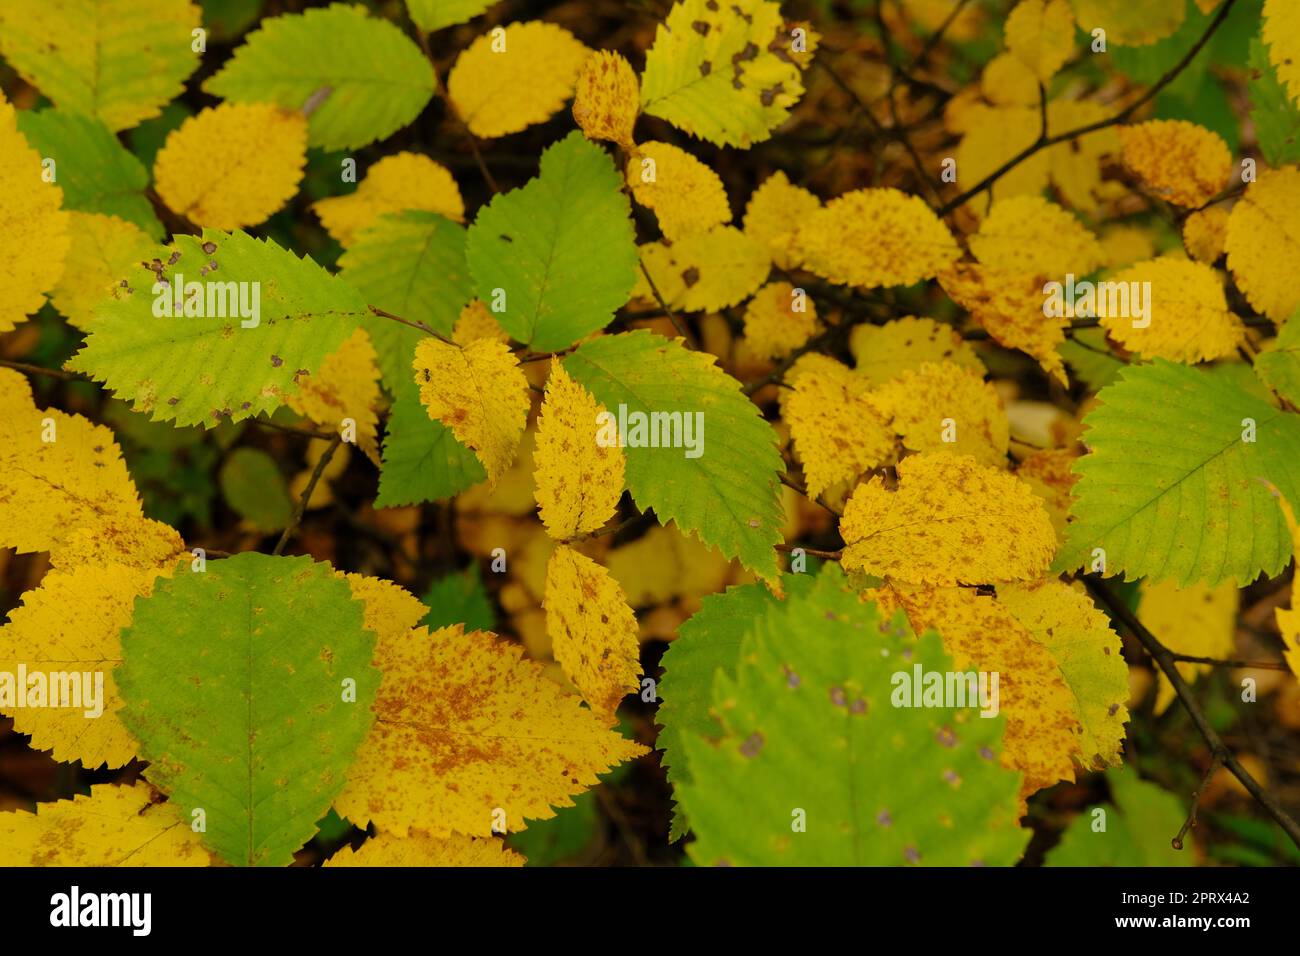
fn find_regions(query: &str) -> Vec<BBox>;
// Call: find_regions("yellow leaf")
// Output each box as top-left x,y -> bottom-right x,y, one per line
336,624 -> 646,836
0,561 -> 171,769
1182,206 -> 1229,264
630,242 -> 688,307
154,102 -> 307,230
787,356 -> 894,500
342,571 -> 429,644
1225,167 -> 1300,323
1070,0 -> 1185,46
1269,488 -> 1300,678
742,281 -> 818,359
1005,0 -> 1076,83
876,583 -> 1081,801
0,783 -> 213,866
452,299 -> 510,346
940,263 -> 1068,386
869,361 -> 1010,467
1015,447 -> 1079,540
954,105 -> 1048,209
742,170 -> 821,270
50,213 -> 155,330
998,579 -> 1129,771
287,328 -> 382,464
0,91 -> 70,334
849,316 -> 984,386
0,1 -> 200,131
544,545 -> 642,724
1118,120 -> 1231,208
627,141 -> 731,241
1044,99 -> 1121,213
534,362 -> 625,540
1100,257 -> 1243,363
670,226 -> 771,312
0,368 -> 183,565
841,452 -> 1056,585
800,188 -> 960,288
312,152 -> 465,246
326,830 -> 524,867
980,52 -> 1040,107
1099,224 -> 1158,269
1263,0 -> 1300,107
1139,579 -> 1239,713
412,336 -> 530,485
606,524 -> 733,607
572,50 -> 639,146
970,195 -> 1104,276
448,21 -> 589,139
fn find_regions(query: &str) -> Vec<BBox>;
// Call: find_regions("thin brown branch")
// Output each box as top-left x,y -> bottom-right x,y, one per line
0,358 -> 86,382
909,0 -> 974,72
1172,754 -> 1223,851
367,305 -> 456,345
1087,576 -> 1300,850
637,258 -> 692,346
273,433 -> 343,556
775,542 -> 842,561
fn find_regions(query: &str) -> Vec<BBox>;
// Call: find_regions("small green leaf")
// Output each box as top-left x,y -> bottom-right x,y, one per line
405,0 -> 498,32
466,132 -> 638,351
375,378 -> 485,508
219,447 -> 292,532
1249,38 -> 1300,166
1046,769 -> 1193,866
420,564 -> 496,633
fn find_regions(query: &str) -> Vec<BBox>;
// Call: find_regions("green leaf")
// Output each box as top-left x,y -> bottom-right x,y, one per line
1046,769 -> 1193,866
203,5 -> 436,151
219,447 -> 292,532
564,330 -> 784,586
659,576 -> 813,841
1060,328 -> 1126,390
375,378 -> 485,508
69,229 -> 368,429
420,563 -> 496,633
1249,39 -> 1300,167
339,211 -> 473,394
1254,308 -> 1300,405
1055,360 -> 1300,586
15,110 -> 163,239
466,132 -> 637,351
117,553 -> 380,867
405,0 -> 497,32
202,0 -> 263,42
676,567 -> 1029,866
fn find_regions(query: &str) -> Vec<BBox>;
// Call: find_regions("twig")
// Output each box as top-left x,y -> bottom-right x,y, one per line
909,0 -> 974,72
775,543 -> 842,561
0,358 -> 85,381
637,258 -> 692,346
1086,576 -> 1300,850
253,417 -> 335,441
367,305 -> 456,345
273,433 -> 343,556
937,0 -> 1242,215
1172,754 -> 1223,850
778,472 -> 841,518
1164,652 -> 1288,672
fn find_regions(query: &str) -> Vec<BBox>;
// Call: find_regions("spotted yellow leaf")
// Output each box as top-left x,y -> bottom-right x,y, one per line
1269,487 -> 1300,678
1225,167 -> 1300,322
1118,120 -> 1231,208
969,195 -> 1104,277
670,226 -> 770,312
849,316 -> 984,387
627,141 -> 731,241
412,336 -> 530,485
288,328 -> 382,464
742,170 -> 820,269
1099,257 -> 1243,363
313,152 -> 465,247
787,356 -> 894,500
840,453 -> 1057,585
50,212 -> 154,331
326,830 -> 524,867
452,299 -> 509,346
1263,0 -> 1300,108
1182,206 -> 1229,264
869,361 -> 1011,468
742,281 -> 818,359
572,50 -> 639,146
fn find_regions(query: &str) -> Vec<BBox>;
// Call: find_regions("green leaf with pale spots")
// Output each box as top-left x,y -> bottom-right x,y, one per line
116,553 -> 380,867
1046,769 -> 1193,866
69,229 -> 367,429
677,566 -> 1029,866
563,330 -> 784,588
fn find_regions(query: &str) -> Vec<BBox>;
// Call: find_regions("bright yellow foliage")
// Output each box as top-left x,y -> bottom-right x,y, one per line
534,362 -> 625,540
1139,580 -> 1239,714
313,152 -> 465,246
800,188 -> 960,288
0,91 -> 70,334
970,196 -> 1104,276
1005,0 -> 1076,83
1118,120 -> 1231,208
786,357 -> 894,499
670,226 -> 771,312
869,361 -> 1010,468
412,337 -> 530,485
1015,447 -> 1078,540
1183,206 -> 1229,264
1100,257 -> 1243,363
840,453 -> 1056,585
0,783 -> 213,866
1272,489 -> 1300,678
627,142 -> 731,241
453,299 -> 510,346
288,328 -> 382,464
326,831 -> 524,867
154,102 -> 307,230
573,50 -> 639,146
1263,0 -> 1300,107
51,213 -> 155,330
981,53 -> 1040,107
1225,167 -> 1300,322
336,624 -> 646,836
1070,0 -> 1185,46
448,21 -> 590,139
742,282 -> 818,359
849,316 -> 984,386
742,171 -> 821,269
544,545 -> 642,725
